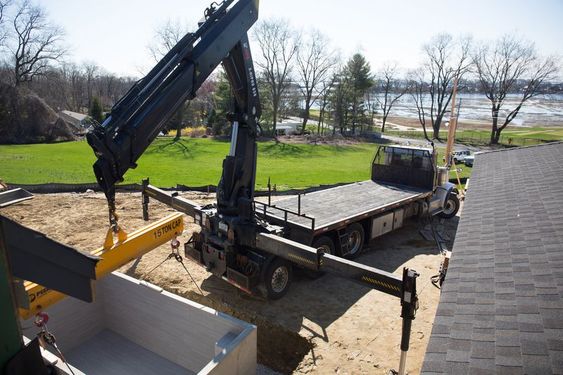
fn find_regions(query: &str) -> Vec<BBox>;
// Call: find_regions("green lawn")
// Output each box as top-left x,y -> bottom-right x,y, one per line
386,126 -> 563,146
0,138 -> 384,190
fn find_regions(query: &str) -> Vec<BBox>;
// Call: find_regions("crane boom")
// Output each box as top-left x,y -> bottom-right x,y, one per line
86,0 -> 260,222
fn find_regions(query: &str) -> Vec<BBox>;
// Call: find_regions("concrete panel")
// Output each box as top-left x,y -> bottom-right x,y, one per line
21,290 -> 105,352
203,325 -> 257,375
22,272 -> 256,375
101,273 -> 250,373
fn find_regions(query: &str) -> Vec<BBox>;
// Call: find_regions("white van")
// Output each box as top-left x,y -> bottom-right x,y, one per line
453,150 -> 471,163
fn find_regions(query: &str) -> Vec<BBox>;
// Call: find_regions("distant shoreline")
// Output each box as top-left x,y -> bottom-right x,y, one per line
380,115 -> 563,131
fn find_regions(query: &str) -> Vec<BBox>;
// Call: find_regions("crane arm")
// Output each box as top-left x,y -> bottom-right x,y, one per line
86,0 -> 260,222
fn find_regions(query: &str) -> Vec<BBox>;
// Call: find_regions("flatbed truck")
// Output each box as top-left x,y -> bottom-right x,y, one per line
255,144 -> 459,259
142,143 -> 458,298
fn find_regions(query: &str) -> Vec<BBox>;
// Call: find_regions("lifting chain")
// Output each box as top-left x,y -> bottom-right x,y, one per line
106,189 -> 119,230
103,190 -> 127,249
34,312 -> 76,375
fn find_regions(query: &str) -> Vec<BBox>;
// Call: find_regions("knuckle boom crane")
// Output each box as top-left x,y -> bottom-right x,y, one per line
86,1 -> 419,373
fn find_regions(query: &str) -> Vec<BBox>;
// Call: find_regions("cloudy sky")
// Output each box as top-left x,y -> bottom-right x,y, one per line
38,0 -> 563,77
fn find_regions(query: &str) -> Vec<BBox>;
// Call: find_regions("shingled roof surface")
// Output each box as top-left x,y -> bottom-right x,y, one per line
422,142 -> 563,375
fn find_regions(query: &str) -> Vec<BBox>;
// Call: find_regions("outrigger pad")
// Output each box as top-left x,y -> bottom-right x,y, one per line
0,188 -> 34,208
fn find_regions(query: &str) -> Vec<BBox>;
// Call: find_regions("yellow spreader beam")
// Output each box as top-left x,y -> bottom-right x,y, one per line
19,213 -> 184,319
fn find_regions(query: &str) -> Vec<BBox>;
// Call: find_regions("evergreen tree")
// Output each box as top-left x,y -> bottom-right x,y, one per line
343,53 -> 373,134
329,54 -> 373,135
208,70 -> 232,135
89,96 -> 103,123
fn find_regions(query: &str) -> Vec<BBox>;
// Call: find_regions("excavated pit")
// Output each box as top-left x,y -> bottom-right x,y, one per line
1,191 -> 459,374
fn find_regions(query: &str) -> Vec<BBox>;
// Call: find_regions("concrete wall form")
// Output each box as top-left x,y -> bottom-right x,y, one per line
22,272 -> 257,375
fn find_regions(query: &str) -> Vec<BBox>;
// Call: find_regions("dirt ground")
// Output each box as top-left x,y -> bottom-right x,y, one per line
1,191 -> 461,374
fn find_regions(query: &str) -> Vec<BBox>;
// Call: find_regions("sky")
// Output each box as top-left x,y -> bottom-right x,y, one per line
38,0 -> 563,78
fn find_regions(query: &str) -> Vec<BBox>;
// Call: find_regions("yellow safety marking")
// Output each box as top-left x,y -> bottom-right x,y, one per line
287,253 -> 316,266
361,275 -> 401,292
19,213 -> 184,320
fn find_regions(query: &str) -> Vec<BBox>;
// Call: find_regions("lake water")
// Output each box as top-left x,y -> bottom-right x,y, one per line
376,93 -> 563,127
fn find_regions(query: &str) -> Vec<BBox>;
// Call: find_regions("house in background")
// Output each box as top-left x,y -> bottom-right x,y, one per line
276,117 -> 301,136
59,110 -> 94,132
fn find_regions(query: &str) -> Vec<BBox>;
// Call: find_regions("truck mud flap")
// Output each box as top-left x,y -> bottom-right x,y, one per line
226,267 -> 252,290
185,244 -> 203,264
320,254 -> 402,298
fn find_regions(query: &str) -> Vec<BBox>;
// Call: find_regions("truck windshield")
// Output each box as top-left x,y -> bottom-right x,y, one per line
374,147 -> 432,171
371,146 -> 435,190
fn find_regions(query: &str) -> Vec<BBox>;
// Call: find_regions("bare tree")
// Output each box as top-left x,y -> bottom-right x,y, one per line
83,62 -> 99,109
147,19 -> 192,139
296,29 -> 336,132
11,0 -> 65,86
316,74 -> 338,135
473,35 -> 559,144
419,34 -> 471,139
65,63 -> 85,111
253,18 -> 298,136
148,19 -> 191,62
99,73 -> 116,108
408,68 -> 432,141
0,0 -> 10,49
375,63 -> 407,132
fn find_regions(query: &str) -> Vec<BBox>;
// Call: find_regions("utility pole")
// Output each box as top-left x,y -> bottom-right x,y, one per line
444,77 -> 459,167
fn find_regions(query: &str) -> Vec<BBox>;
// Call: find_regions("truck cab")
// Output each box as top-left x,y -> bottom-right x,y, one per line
372,145 -> 436,190
372,145 -> 458,218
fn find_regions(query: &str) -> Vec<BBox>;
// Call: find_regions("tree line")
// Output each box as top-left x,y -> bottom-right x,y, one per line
252,20 -> 560,144
0,0 -> 560,145
0,0 -> 136,124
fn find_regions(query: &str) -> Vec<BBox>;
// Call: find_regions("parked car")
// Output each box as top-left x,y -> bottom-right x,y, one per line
453,150 -> 471,163
464,155 -> 475,167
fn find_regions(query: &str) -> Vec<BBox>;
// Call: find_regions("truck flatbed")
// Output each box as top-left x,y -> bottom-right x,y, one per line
261,180 -> 431,234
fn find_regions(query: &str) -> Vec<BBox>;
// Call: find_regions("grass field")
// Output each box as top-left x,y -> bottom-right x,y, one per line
386,126 -> 563,146
0,138 -> 472,190
0,138 -> 386,190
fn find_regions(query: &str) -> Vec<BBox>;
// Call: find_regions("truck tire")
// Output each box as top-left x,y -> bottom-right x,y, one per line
262,257 -> 293,300
438,193 -> 460,219
304,236 -> 335,279
313,236 -> 335,255
345,223 -> 365,259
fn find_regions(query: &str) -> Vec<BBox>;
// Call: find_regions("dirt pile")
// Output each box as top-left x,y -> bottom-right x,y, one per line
0,83 -> 79,144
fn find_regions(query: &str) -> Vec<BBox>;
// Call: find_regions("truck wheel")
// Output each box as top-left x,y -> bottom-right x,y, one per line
313,236 -> 335,255
345,223 -> 365,259
438,193 -> 460,219
304,236 -> 335,279
262,258 -> 293,300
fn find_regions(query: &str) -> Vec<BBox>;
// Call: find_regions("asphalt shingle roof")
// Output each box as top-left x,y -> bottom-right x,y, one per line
422,142 -> 563,375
